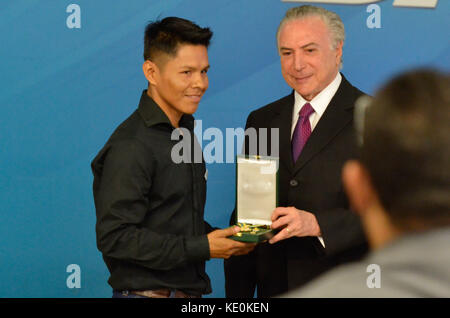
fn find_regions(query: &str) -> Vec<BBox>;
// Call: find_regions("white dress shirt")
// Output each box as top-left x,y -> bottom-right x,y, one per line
290,72 -> 342,248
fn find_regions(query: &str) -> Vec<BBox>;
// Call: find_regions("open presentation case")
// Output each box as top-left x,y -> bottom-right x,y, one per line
229,155 -> 279,243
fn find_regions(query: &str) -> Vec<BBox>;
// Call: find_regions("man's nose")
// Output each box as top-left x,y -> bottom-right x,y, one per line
293,53 -> 305,72
193,73 -> 208,90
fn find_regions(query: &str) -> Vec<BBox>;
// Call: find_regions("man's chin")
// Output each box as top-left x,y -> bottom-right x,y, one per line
183,104 -> 199,115
293,88 -> 315,101
287,81 -> 314,99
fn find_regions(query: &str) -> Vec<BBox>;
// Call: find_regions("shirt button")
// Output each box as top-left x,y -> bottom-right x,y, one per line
289,179 -> 298,187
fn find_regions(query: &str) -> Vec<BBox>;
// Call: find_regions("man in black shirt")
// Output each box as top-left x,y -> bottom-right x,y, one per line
91,17 -> 255,298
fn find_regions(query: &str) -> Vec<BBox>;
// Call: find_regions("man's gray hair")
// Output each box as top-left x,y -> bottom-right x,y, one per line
277,5 -> 345,67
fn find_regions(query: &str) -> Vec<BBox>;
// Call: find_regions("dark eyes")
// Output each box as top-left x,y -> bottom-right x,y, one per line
281,49 -> 315,56
181,69 -> 208,75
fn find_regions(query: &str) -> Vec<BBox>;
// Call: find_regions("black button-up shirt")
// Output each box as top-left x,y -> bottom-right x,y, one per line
91,91 -> 213,295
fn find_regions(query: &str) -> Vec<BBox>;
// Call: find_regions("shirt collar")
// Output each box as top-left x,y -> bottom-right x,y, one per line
137,90 -> 195,130
294,72 -> 342,116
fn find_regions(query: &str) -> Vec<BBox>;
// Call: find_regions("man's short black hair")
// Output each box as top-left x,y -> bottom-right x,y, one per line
143,17 -> 213,61
361,69 -> 450,230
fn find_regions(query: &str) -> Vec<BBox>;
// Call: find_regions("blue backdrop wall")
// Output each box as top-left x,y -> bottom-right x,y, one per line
0,0 -> 449,298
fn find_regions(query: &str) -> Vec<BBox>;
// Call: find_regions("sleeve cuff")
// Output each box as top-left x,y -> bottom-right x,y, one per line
318,236 -> 326,248
185,235 -> 210,261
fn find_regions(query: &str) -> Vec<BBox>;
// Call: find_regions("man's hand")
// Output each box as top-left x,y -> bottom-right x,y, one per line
207,226 -> 256,259
269,207 -> 321,244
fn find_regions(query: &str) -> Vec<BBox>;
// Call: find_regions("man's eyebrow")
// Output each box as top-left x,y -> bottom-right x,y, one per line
179,64 -> 210,70
301,42 -> 318,48
279,42 -> 318,50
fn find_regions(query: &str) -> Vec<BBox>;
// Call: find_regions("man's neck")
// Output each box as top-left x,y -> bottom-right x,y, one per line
297,72 -> 341,102
146,89 -> 181,128
363,205 -> 402,250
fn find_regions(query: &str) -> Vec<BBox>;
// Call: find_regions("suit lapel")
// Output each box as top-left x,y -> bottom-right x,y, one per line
292,77 -> 356,175
270,92 -> 295,173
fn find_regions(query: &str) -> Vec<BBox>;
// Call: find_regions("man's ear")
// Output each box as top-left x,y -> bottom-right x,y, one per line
142,60 -> 158,86
335,41 -> 343,66
342,160 -> 377,217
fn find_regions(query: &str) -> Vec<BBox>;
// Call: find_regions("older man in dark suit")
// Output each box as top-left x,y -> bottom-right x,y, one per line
225,5 -> 369,297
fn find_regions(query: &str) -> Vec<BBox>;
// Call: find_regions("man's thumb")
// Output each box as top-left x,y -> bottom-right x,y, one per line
219,226 -> 240,237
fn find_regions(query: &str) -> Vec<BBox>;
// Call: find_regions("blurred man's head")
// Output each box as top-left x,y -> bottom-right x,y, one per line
343,69 -> 450,249
277,6 -> 344,101
142,17 -> 213,127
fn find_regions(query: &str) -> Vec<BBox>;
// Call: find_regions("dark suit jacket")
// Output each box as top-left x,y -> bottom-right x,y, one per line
224,74 -> 369,297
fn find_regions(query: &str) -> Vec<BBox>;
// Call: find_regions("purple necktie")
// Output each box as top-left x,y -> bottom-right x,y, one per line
292,102 -> 314,163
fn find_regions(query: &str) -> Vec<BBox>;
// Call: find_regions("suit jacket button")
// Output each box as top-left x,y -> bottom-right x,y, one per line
289,179 -> 298,187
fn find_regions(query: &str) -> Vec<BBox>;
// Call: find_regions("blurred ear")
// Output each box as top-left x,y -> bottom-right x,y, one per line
334,40 -> 343,66
342,160 -> 377,216
142,60 -> 158,86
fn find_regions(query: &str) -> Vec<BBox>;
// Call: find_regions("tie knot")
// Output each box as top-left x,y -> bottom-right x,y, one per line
299,103 -> 314,118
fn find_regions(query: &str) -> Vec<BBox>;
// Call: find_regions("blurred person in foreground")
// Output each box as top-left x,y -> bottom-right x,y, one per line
283,69 -> 450,297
